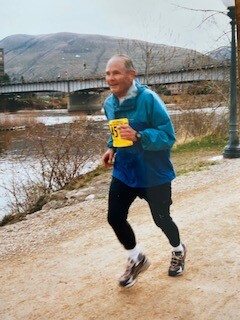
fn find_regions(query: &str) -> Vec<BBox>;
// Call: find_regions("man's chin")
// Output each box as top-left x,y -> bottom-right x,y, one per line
110,88 -> 119,95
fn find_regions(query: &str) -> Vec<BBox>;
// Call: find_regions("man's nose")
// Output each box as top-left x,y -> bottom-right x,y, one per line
107,73 -> 115,81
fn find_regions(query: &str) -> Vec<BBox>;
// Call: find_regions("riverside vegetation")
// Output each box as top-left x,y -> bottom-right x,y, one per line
0,135 -> 227,227
0,93 -> 228,226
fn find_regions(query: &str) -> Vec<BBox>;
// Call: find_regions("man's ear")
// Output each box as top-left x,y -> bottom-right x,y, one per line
130,69 -> 136,80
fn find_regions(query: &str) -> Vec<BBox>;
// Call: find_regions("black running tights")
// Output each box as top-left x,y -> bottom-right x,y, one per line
107,177 -> 180,250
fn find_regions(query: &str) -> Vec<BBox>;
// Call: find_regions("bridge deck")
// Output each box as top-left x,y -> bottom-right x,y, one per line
0,65 -> 229,94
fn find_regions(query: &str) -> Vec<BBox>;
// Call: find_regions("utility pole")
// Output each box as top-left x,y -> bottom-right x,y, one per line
222,0 -> 240,157
236,0 -> 240,128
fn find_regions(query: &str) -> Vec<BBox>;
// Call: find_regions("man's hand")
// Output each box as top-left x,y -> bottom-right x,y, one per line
117,124 -> 137,142
102,148 -> 115,168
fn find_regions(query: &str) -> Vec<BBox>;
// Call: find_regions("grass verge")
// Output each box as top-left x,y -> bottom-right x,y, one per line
172,135 -> 227,175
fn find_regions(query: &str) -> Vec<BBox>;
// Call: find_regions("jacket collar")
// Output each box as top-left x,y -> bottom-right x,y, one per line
111,79 -> 146,112
119,80 -> 138,104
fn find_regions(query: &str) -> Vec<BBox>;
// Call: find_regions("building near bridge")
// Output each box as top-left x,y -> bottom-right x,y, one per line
0,48 -> 4,76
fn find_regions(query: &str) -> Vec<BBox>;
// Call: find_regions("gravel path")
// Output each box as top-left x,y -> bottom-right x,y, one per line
0,157 -> 240,320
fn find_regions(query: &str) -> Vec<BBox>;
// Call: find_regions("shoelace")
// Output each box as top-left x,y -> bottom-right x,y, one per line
122,259 -> 135,276
170,253 -> 183,268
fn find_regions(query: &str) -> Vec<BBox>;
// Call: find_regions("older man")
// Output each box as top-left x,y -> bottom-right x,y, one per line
102,54 -> 186,288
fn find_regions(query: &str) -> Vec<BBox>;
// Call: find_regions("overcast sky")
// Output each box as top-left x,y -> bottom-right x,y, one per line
1,0 -> 231,53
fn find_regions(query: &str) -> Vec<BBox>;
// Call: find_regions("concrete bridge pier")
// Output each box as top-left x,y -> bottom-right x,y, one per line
68,91 -> 105,113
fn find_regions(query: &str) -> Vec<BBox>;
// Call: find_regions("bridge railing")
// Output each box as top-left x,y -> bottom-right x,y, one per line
0,63 -> 230,94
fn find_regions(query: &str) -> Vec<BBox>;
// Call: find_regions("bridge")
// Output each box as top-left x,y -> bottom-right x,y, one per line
0,64 -> 229,112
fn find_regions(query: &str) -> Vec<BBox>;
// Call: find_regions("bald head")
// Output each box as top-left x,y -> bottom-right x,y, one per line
105,54 -> 136,98
107,54 -> 135,73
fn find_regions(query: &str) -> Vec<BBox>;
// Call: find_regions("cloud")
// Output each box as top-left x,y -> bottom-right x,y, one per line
0,0 -> 229,53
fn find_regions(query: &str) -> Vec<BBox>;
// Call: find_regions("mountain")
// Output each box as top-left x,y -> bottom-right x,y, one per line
207,46 -> 231,63
0,32 -> 217,82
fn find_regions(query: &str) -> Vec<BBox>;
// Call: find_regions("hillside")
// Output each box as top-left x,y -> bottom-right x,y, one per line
0,32 -> 217,82
207,46 -> 231,62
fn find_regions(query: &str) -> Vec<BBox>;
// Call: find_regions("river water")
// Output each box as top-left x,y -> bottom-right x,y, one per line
0,109 -> 107,219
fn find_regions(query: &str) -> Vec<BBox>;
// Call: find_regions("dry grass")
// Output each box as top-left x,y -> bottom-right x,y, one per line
172,135 -> 227,175
162,93 -> 226,110
0,112 -> 38,129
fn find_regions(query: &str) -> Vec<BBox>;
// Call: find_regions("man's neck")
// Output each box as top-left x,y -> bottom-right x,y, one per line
118,80 -> 137,104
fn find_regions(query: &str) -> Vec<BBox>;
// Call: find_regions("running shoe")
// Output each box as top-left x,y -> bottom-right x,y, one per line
168,244 -> 186,276
119,253 -> 150,288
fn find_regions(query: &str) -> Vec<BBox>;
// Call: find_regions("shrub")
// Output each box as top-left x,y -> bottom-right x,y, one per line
1,118 -> 107,221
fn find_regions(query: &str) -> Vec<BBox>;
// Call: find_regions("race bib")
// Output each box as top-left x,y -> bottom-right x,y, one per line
109,118 -> 133,147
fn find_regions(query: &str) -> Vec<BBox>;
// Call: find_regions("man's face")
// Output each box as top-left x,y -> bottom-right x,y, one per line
105,58 -> 135,98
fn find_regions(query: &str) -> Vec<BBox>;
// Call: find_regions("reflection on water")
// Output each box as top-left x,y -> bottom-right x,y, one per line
0,156 -> 36,217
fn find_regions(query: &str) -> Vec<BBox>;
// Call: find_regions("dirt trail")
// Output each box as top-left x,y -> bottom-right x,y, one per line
0,158 -> 240,320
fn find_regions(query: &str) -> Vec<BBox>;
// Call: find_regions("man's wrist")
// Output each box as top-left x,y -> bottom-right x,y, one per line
135,131 -> 142,141
109,147 -> 116,153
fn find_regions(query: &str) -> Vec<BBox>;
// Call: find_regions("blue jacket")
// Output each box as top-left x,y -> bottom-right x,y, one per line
104,80 -> 176,187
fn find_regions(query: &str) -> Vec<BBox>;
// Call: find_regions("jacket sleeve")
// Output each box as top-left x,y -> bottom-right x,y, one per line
140,93 -> 176,151
107,134 -> 114,148
104,99 -> 114,149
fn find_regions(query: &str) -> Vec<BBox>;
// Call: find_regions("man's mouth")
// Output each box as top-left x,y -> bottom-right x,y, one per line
109,83 -> 118,88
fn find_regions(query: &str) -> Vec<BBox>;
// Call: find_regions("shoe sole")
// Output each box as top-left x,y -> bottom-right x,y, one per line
119,259 -> 150,288
168,268 -> 185,277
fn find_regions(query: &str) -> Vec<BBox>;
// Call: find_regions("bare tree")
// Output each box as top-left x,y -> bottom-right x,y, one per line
131,40 -> 178,84
117,33 -> 178,84
1,119 -> 107,219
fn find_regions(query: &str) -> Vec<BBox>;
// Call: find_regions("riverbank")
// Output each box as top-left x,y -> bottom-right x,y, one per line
0,134 -> 226,226
0,156 -> 240,320
0,96 -> 67,113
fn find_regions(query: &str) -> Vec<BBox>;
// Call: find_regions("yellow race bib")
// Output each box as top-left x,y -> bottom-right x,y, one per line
109,118 -> 133,147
